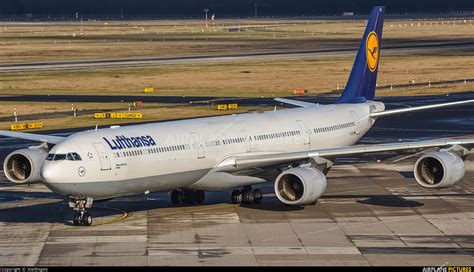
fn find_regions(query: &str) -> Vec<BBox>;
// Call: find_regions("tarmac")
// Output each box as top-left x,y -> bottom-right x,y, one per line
0,94 -> 473,266
0,159 -> 472,266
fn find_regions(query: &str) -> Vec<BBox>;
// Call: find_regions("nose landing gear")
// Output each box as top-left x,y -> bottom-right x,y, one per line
69,197 -> 94,226
73,211 -> 93,226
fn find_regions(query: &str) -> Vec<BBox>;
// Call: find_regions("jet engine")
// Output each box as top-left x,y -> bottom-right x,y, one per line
414,151 -> 465,189
3,148 -> 48,184
274,167 -> 327,206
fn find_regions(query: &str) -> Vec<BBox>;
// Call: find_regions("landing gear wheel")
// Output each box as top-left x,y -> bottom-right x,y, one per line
242,190 -> 254,204
70,197 -> 94,226
73,213 -> 81,226
171,190 -> 180,205
231,190 -> 243,204
82,213 -> 93,226
195,190 -> 205,204
252,189 -> 263,204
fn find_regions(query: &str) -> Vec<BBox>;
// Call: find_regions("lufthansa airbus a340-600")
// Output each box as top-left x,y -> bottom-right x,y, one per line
1,7 -> 473,226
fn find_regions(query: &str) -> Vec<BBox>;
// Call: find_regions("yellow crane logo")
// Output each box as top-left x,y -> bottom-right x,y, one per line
366,31 -> 379,72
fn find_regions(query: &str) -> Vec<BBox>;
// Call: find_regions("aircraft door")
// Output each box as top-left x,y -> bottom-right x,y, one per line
191,132 -> 205,159
297,120 -> 311,145
350,111 -> 361,135
241,129 -> 251,152
93,143 -> 112,171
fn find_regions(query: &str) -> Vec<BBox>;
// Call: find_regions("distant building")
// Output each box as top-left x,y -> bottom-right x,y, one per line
342,12 -> 354,16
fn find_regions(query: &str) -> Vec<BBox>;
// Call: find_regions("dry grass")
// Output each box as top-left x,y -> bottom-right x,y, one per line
0,101 -> 130,118
1,54 -> 473,97
1,18 -> 472,131
0,103 -> 270,131
1,18 -> 472,98
0,18 -> 473,62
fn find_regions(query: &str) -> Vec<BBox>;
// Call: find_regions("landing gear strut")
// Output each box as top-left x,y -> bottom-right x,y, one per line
69,197 -> 93,226
171,190 -> 205,205
231,187 -> 263,205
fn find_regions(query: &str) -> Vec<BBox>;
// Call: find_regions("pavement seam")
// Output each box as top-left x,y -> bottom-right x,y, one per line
34,199 -> 62,266
232,204 -> 259,266
358,166 -> 412,251
411,196 -> 468,257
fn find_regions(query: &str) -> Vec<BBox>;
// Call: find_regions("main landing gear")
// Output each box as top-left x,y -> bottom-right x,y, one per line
231,186 -> 263,205
171,189 -> 205,205
70,197 -> 94,226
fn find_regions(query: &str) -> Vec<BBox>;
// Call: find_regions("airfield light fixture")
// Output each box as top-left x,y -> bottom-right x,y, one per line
204,8 -> 209,28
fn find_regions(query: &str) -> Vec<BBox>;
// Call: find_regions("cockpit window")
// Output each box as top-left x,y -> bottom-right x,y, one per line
46,152 -> 82,161
70,153 -> 82,161
53,154 -> 67,161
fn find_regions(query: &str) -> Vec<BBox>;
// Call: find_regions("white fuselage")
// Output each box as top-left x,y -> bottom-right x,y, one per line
40,101 -> 383,200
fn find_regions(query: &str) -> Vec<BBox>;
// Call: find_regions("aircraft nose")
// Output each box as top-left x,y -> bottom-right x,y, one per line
41,163 -> 75,196
41,163 -> 57,184
42,163 -> 72,196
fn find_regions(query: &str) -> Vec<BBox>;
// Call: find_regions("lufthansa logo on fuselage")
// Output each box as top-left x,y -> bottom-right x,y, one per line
103,135 -> 156,150
366,31 -> 379,72
78,166 -> 86,177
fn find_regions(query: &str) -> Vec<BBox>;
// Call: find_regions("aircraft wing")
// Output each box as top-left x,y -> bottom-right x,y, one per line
0,130 -> 65,144
215,138 -> 474,173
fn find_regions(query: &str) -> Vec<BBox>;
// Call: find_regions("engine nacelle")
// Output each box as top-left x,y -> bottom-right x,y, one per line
3,148 -> 48,184
274,167 -> 327,206
414,151 -> 465,189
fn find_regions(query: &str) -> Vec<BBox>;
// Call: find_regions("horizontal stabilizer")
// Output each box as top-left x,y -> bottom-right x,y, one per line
371,99 -> 474,118
274,98 -> 319,108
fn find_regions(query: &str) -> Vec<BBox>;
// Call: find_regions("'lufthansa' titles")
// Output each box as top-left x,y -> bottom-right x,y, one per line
104,135 -> 156,150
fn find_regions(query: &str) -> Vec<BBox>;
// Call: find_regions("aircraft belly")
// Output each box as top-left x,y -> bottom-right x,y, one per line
188,171 -> 267,190
45,168 -> 211,200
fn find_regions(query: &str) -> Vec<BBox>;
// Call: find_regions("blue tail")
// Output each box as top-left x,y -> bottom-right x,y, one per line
336,6 -> 385,104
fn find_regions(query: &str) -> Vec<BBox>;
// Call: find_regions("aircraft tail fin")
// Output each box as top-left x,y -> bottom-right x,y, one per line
336,6 -> 385,104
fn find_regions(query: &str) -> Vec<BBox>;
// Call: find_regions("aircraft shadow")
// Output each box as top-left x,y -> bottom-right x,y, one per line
5,188 -> 473,224
356,195 -> 423,207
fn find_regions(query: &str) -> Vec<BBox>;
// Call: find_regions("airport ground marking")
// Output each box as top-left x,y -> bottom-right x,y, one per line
117,203 -> 235,224
56,205 -> 129,229
91,206 -> 129,227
